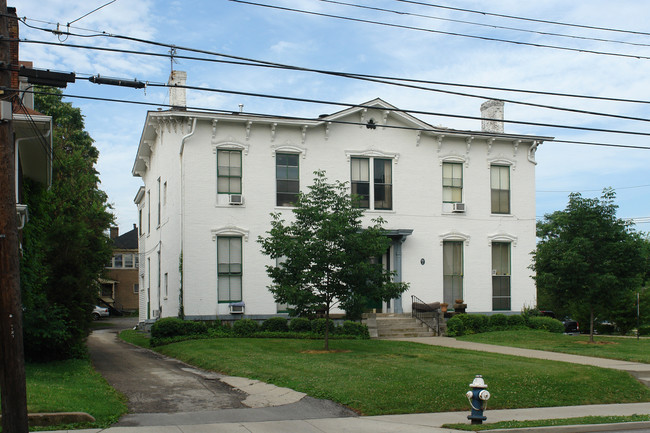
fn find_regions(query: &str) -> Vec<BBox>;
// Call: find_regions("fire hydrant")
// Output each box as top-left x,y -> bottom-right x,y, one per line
466,375 -> 491,425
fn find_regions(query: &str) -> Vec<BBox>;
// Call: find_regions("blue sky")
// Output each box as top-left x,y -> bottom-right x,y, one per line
18,0 -> 650,232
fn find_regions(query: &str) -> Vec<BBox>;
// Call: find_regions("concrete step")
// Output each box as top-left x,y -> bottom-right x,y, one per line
374,316 -> 436,338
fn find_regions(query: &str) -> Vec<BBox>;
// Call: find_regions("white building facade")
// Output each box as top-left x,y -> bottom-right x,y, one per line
133,73 -> 549,324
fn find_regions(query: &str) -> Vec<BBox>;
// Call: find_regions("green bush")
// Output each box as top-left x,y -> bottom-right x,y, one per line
637,326 -> 650,336
596,322 -> 617,335
311,318 -> 336,335
507,314 -> 526,328
289,317 -> 312,332
527,316 -> 564,333
340,321 -> 370,338
489,314 -> 508,331
261,317 -> 289,332
460,314 -> 489,334
151,317 -> 207,339
233,319 -> 260,336
446,315 -> 465,337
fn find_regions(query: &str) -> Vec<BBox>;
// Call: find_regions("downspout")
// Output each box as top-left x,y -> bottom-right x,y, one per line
179,117 -> 196,317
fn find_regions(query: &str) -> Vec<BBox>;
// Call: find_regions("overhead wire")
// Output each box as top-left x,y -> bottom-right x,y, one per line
392,0 -> 650,37
16,39 -> 650,126
11,87 -> 650,151
228,0 -> 650,60
317,0 -> 650,48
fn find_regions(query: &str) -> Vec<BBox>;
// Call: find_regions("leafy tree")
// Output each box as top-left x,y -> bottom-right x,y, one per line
532,189 -> 644,342
258,171 -> 409,350
20,87 -> 114,360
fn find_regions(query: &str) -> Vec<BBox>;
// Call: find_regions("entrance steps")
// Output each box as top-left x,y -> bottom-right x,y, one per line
363,313 -> 437,338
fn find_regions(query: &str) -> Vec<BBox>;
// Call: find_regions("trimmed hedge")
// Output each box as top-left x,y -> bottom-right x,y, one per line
233,319 -> 260,336
150,317 -> 208,346
261,317 -> 289,332
289,317 -> 311,332
445,313 -> 565,337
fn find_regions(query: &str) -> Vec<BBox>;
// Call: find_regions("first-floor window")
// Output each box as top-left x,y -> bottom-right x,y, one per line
443,241 -> 463,306
164,273 -> 169,298
218,237 -> 242,302
492,242 -> 511,310
133,284 -> 139,294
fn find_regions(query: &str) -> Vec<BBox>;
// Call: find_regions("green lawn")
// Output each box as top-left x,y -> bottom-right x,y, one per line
123,335 -> 650,416
25,359 -> 127,430
457,330 -> 650,363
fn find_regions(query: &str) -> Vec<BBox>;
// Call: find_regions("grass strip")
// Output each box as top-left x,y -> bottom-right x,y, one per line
458,330 -> 650,363
119,332 -> 650,416
25,358 -> 127,431
443,414 -> 650,431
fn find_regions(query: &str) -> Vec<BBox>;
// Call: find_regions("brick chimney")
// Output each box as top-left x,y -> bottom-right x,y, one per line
110,227 -> 119,240
480,100 -> 504,133
169,70 -> 187,110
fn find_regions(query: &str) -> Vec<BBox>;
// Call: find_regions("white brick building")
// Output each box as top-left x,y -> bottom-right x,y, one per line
133,72 -> 550,324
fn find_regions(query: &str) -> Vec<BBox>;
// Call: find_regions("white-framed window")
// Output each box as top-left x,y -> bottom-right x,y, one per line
217,150 -> 242,195
157,177 -> 161,227
147,190 -> 151,234
443,241 -> 463,305
492,242 -> 511,310
491,165 -> 510,214
351,157 -> 392,210
217,236 -> 242,302
164,272 -> 169,299
442,162 -> 462,203
276,153 -> 299,206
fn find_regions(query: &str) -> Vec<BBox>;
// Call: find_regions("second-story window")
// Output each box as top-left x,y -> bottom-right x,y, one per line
491,165 -> 510,214
276,153 -> 299,206
442,162 -> 462,203
351,157 -> 392,210
217,150 -> 242,195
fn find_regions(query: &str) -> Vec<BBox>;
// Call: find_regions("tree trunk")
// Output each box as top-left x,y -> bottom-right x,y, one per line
589,306 -> 595,343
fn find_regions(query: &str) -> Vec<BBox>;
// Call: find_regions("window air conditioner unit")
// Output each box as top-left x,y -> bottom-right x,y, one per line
229,194 -> 244,205
229,303 -> 245,314
452,202 -> 466,213
152,309 -> 160,318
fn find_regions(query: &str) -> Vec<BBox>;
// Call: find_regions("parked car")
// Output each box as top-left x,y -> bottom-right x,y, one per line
92,306 -> 109,320
563,318 -> 579,334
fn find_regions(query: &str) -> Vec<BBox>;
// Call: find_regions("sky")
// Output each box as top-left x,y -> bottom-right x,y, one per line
17,0 -> 650,233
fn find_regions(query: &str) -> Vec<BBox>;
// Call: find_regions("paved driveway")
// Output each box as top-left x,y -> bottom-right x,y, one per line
87,317 -> 356,426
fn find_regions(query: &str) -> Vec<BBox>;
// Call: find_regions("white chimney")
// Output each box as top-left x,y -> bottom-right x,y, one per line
480,100 -> 504,133
169,70 -> 187,110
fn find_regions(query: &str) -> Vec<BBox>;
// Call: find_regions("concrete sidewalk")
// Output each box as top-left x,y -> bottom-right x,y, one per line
41,403 -> 650,433
392,337 -> 650,387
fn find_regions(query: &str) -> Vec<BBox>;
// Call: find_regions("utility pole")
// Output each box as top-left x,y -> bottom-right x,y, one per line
0,1 -> 29,431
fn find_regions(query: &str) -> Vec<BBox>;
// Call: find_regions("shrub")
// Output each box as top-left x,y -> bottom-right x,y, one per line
446,315 -> 465,337
151,317 -> 207,339
461,314 -> 489,334
261,317 -> 289,332
638,326 -> 650,336
233,319 -> 260,336
289,317 -> 311,332
507,314 -> 526,329
340,321 -> 370,338
311,318 -> 336,335
527,316 -> 564,333
489,314 -> 508,331
595,322 -> 617,335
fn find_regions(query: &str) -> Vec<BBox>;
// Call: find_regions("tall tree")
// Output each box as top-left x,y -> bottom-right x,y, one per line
20,87 -> 114,360
258,171 -> 409,350
532,189 -> 644,342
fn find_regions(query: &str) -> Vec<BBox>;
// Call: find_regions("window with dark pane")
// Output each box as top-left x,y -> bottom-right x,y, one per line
373,158 -> 392,210
492,242 -> 511,310
443,241 -> 463,306
276,153 -> 299,206
217,237 -> 242,302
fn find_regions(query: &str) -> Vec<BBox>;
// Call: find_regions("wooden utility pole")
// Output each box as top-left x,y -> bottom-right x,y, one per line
0,1 -> 29,431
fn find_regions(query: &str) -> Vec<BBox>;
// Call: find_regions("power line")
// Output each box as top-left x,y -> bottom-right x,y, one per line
392,0 -> 650,37
538,184 -> 650,193
16,39 -> 650,126
318,0 -> 650,48
12,87 -> 650,151
229,0 -> 650,60
19,36 -> 650,106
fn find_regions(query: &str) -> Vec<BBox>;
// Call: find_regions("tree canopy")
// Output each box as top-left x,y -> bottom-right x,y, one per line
258,171 -> 409,349
532,189 -> 645,341
20,87 -> 114,360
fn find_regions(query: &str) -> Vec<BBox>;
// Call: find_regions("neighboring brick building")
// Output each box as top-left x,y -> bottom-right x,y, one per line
102,225 -> 139,312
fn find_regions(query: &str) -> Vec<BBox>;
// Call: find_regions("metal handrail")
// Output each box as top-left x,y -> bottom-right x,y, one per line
411,295 -> 440,335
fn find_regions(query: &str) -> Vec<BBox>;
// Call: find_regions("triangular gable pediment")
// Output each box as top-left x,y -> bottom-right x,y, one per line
321,98 -> 434,130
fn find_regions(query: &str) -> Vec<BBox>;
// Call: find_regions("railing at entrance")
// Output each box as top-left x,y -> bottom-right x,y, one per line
411,295 -> 440,335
